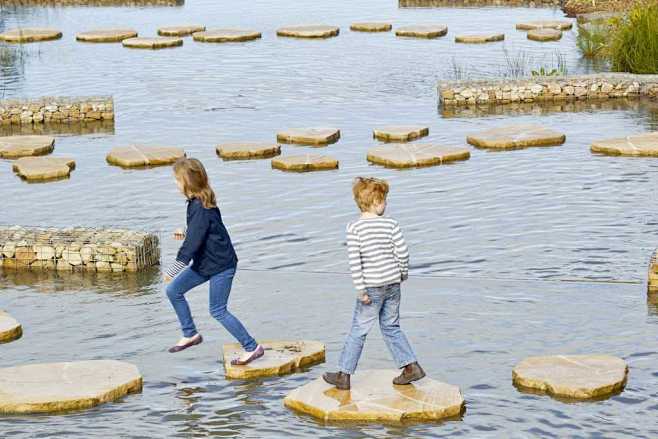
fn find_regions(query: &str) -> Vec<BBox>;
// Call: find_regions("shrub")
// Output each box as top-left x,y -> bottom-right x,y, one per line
610,0 -> 658,73
576,22 -> 611,58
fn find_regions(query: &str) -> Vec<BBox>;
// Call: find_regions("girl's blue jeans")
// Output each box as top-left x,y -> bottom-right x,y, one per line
165,266 -> 258,352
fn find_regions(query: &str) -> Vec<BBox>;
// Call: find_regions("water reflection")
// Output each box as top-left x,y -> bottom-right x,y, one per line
0,120 -> 115,137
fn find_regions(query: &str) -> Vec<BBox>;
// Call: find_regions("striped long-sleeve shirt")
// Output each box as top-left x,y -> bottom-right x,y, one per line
346,216 -> 409,293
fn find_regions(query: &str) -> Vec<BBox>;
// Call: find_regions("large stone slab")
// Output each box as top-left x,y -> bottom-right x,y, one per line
158,25 -> 205,37
0,311 -> 22,344
284,369 -> 465,423
193,29 -> 261,43
455,33 -> 505,44
76,29 -> 138,43
0,360 -> 142,413
106,145 -> 185,168
466,124 -> 566,149
223,340 -> 325,379
373,125 -> 429,142
122,37 -> 183,49
395,25 -> 448,39
277,25 -> 339,39
513,355 -> 628,400
0,28 -> 62,43
516,20 -> 573,30
367,143 -> 470,168
276,128 -> 340,145
0,135 -> 55,158
12,157 -> 75,181
350,22 -> 392,32
590,132 -> 658,156
271,154 -> 338,172
216,142 -> 281,160
527,28 -> 562,41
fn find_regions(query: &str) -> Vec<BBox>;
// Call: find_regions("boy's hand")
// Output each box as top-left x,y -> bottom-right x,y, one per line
173,228 -> 185,240
401,273 -> 408,282
163,274 -> 172,284
359,293 -> 371,305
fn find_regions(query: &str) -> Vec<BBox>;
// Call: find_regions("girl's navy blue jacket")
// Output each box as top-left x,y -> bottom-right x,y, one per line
167,198 -> 238,278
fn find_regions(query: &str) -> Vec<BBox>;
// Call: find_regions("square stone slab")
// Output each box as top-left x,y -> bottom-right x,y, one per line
158,25 -> 206,37
122,37 -> 183,49
0,28 -> 62,43
466,125 -> 566,150
455,33 -> 505,44
276,128 -> 340,145
516,20 -> 573,30
12,157 -> 75,181
216,142 -> 281,160
0,135 -> 55,158
0,311 -> 22,344
590,132 -> 658,156
367,143 -> 470,168
513,355 -> 628,400
106,145 -> 185,168
373,125 -> 429,142
193,29 -> 262,43
223,340 -> 325,379
0,360 -> 142,413
76,29 -> 138,43
284,369 -> 465,423
350,22 -> 392,32
395,25 -> 448,39
271,154 -> 339,172
276,25 -> 340,39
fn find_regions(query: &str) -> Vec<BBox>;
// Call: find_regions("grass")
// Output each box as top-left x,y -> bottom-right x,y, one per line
576,22 -> 611,58
610,0 -> 658,73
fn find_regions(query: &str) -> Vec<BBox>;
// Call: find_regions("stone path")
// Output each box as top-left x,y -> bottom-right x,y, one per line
276,25 -> 339,39
466,124 -> 566,149
193,29 -> 261,43
223,340 -> 325,379
76,29 -> 138,43
516,20 -> 573,30
0,28 -> 62,43
0,311 -> 22,344
455,33 -> 504,44
0,135 -> 55,158
276,128 -> 340,145
106,145 -> 184,167
350,22 -> 392,32
271,154 -> 338,172
395,25 -> 448,38
373,125 -> 429,142
527,28 -> 562,42
367,143 -> 470,168
590,132 -> 658,156
158,25 -> 205,37
12,157 -> 75,181
217,142 -> 281,160
122,37 -> 183,49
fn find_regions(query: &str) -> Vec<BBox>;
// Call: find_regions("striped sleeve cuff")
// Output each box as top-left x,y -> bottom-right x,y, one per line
165,260 -> 187,278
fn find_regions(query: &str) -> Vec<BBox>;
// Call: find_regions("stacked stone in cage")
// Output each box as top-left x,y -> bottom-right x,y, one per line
0,226 -> 159,272
649,248 -> 658,294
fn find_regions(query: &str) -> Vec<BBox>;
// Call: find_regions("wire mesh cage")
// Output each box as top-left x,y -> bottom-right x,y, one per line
0,226 -> 160,272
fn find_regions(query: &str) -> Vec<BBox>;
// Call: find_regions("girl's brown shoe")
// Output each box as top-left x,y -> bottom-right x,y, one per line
322,371 -> 351,390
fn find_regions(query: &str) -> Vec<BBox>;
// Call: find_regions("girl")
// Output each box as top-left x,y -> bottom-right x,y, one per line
164,157 -> 264,365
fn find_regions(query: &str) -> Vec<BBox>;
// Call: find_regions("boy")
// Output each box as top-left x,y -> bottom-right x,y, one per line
323,177 -> 425,390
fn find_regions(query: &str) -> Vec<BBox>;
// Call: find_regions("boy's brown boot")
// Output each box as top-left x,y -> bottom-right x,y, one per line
393,362 -> 426,385
322,371 -> 351,390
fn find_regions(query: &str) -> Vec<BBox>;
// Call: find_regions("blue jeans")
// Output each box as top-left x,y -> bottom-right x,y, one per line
338,283 -> 417,375
165,266 -> 258,352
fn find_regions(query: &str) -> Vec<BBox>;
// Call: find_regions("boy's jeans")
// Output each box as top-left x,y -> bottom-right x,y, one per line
165,266 -> 258,352
338,283 -> 417,375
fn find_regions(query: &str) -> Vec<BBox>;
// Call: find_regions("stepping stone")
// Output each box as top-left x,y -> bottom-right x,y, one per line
271,154 -> 338,172
455,33 -> 505,44
466,124 -> 566,150
0,135 -> 55,159
373,125 -> 429,142
590,132 -> 658,156
76,29 -> 138,43
513,355 -> 628,400
350,22 -> 392,32
277,128 -> 340,145
106,145 -> 185,168
122,37 -> 183,49
0,28 -> 62,43
367,143 -> 470,168
223,340 -> 325,379
158,25 -> 206,37
216,142 -> 281,160
527,29 -> 562,42
284,369 -> 465,423
516,20 -> 573,30
193,29 -> 261,43
0,311 -> 22,344
0,360 -> 142,413
12,157 -> 75,181
395,25 -> 448,39
276,25 -> 340,39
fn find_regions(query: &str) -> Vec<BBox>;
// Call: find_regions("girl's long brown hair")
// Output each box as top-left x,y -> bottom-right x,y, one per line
173,158 -> 217,209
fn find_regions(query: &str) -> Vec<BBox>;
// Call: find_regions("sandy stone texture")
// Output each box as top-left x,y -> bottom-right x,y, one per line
527,28 -> 563,41
516,20 -> 573,30
76,29 -> 138,43
223,340 -> 325,379
216,142 -> 281,160
12,157 -> 75,181
350,22 -> 392,32
106,145 -> 185,168
455,33 -> 505,43
0,28 -> 62,43
590,132 -> 658,156
276,25 -> 340,39
373,125 -> 429,142
276,128 -> 340,145
0,311 -> 22,344
193,29 -> 262,43
513,355 -> 628,400
395,25 -> 448,38
467,124 -> 566,149
158,25 -> 206,37
648,247 -> 658,293
122,37 -> 183,49
271,154 -> 339,172
0,360 -> 142,414
0,135 -> 55,158
284,369 -> 465,423
367,143 -> 470,168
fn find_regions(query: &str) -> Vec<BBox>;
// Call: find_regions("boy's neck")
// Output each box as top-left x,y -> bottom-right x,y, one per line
360,212 -> 382,219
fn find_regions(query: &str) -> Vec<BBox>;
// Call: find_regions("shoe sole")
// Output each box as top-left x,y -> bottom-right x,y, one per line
168,335 -> 203,353
230,346 -> 265,366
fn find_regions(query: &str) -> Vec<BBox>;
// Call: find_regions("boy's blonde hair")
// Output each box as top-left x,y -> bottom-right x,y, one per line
352,177 -> 389,212
173,157 -> 217,209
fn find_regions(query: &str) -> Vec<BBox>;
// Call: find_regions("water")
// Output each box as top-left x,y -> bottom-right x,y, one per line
1,0 -> 658,436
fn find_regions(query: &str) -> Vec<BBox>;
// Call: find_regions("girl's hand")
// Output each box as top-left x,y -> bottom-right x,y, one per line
173,228 -> 186,240
360,293 -> 371,305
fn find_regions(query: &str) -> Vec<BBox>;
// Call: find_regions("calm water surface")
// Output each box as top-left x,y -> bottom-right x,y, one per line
1,0 -> 657,437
